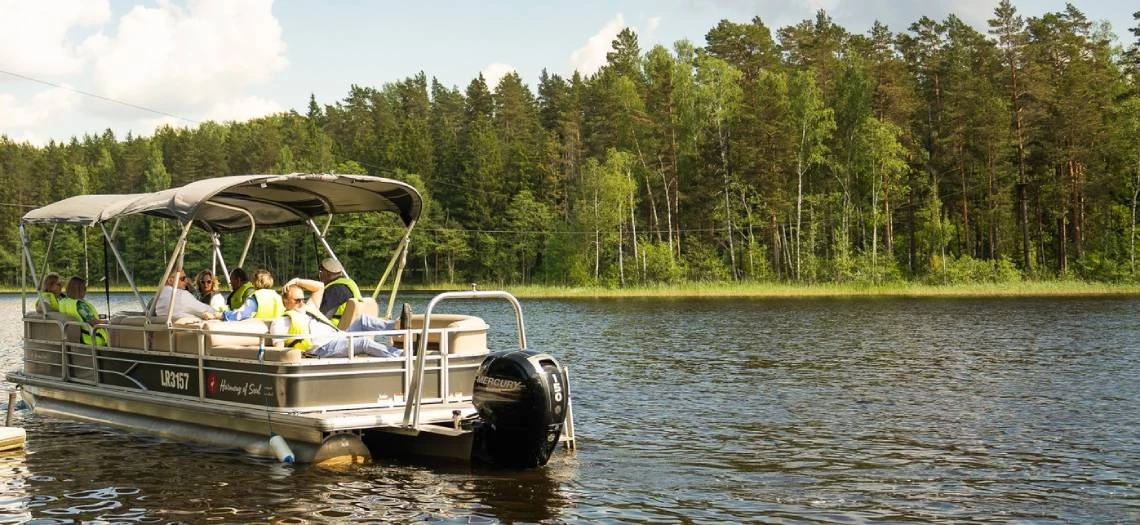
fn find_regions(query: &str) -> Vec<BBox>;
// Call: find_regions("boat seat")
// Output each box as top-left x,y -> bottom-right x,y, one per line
167,319 -> 267,355
24,314 -> 67,342
393,314 -> 489,354
108,316 -> 267,353
44,311 -> 74,323
337,298 -> 380,330
208,346 -> 303,363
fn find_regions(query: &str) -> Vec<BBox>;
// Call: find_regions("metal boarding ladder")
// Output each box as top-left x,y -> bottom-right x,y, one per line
400,290 -> 527,433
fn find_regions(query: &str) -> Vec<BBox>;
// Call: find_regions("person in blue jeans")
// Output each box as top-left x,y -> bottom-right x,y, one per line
270,277 -> 401,358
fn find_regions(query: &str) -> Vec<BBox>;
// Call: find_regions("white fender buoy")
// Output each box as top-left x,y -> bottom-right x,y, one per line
268,432 -> 294,464
0,427 -> 26,452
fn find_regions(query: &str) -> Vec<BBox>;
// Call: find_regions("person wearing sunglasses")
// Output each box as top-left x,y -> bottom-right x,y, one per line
194,270 -> 227,312
270,277 -> 401,358
154,269 -> 218,320
36,272 -> 63,313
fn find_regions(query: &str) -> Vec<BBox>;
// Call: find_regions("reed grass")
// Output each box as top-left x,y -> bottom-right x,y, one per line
6,281 -> 1139,299
456,281 -> 1140,299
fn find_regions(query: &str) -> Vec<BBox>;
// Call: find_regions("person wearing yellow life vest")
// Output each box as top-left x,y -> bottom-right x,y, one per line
223,269 -> 284,321
270,277 -> 401,357
58,276 -> 108,345
36,272 -> 63,313
316,257 -> 362,327
226,268 -> 254,311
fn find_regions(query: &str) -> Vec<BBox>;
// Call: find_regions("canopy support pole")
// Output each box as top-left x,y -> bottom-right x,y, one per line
19,224 -> 33,313
153,221 -> 195,325
199,201 -> 256,284
38,224 -> 57,285
101,223 -> 146,311
381,221 -> 414,320
371,225 -> 411,302
306,218 -> 347,279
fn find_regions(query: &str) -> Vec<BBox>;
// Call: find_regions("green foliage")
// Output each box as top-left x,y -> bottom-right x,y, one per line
740,241 -> 773,281
683,241 -> 731,282
539,231 -> 591,285
639,241 -> 687,283
1075,251 -> 1132,283
925,255 -> 1022,284
4,5 -> 1140,290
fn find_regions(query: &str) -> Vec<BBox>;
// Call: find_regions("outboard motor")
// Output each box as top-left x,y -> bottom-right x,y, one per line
472,350 -> 568,468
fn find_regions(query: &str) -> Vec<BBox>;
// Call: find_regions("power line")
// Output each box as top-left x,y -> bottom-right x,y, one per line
0,68 -> 199,125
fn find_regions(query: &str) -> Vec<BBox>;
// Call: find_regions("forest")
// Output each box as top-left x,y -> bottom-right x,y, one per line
3,1 -> 1140,289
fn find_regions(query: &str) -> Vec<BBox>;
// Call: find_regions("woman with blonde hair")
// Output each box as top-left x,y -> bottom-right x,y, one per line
222,268 -> 284,321
36,272 -> 63,313
194,269 -> 227,312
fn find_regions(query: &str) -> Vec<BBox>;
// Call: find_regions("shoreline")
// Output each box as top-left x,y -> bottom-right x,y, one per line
494,281 -> 1140,299
5,281 -> 1140,299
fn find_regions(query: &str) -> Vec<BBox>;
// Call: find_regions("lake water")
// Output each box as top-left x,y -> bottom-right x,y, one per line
0,293 -> 1137,523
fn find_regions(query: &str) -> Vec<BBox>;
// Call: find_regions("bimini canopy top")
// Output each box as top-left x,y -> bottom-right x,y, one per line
21,174 -> 422,232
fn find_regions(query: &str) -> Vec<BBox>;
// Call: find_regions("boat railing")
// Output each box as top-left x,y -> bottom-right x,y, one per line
21,312 -> 492,409
402,290 -> 526,430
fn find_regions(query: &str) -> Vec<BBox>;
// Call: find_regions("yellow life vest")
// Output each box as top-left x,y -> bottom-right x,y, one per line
58,297 -> 79,320
252,289 -> 284,320
39,291 -> 60,312
228,282 -> 254,310
58,297 -> 107,345
283,308 -> 336,351
326,276 -> 362,326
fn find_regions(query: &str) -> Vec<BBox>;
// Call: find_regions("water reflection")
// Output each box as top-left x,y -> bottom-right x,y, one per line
0,294 -> 1138,522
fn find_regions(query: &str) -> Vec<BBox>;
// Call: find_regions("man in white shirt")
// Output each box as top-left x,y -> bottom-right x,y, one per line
270,277 -> 399,358
155,269 -> 219,320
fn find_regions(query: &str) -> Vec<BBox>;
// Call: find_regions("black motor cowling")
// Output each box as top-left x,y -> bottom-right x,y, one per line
472,350 -> 568,468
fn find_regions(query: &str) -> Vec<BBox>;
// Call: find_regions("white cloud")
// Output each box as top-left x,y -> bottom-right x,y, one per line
0,0 -> 110,76
88,0 -> 287,114
570,14 -> 627,77
201,96 -> 283,123
647,16 -> 662,33
0,88 -> 83,128
481,63 -> 516,90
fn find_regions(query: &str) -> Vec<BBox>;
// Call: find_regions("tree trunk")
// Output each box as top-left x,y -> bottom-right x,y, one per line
1026,182 -> 1035,272
960,155 -> 971,257
907,173 -> 916,276
627,168 -> 639,281
633,139 -> 660,242
593,189 -> 601,280
618,220 -> 625,287
718,119 -> 737,280
1015,107 -> 1030,271
796,128 -> 806,281
1132,157 -> 1140,275
771,214 -> 782,280
661,169 -> 674,256
872,162 -> 880,285
1071,160 -> 1083,262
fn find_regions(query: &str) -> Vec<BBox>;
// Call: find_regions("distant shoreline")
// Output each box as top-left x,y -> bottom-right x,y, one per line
5,281 -> 1139,299
496,282 -> 1140,298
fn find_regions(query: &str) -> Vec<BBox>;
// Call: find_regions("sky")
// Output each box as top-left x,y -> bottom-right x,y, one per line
1,0 -> 1136,146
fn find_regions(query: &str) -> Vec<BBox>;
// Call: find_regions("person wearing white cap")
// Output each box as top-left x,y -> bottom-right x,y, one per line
317,257 -> 361,326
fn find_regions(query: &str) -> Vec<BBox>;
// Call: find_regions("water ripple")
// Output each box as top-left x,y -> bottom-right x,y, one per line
0,296 -> 1137,522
